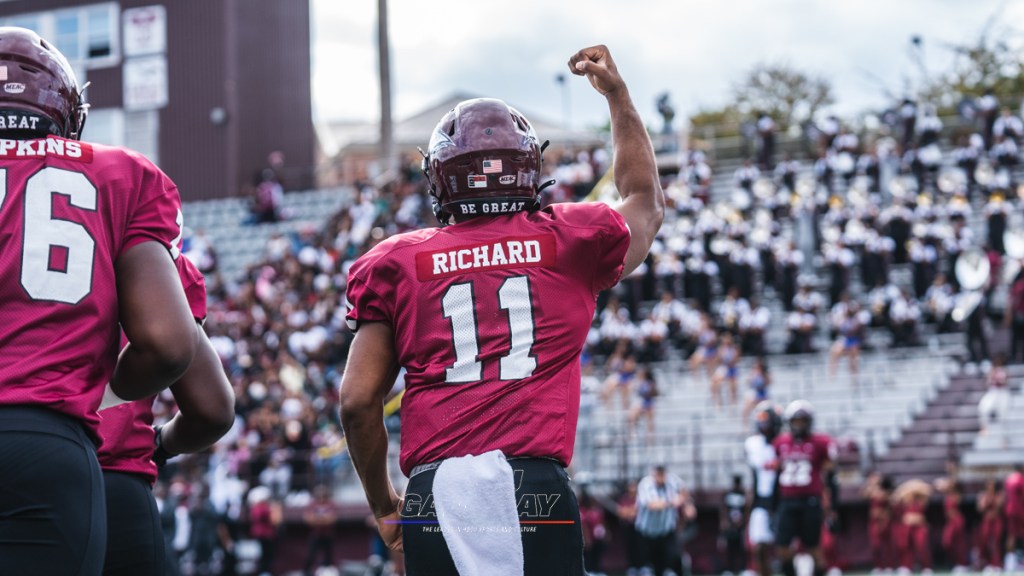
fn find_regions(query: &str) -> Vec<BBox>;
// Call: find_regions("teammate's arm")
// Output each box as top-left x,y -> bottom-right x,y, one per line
157,325 -> 236,456
111,242 -> 198,400
339,321 -> 403,551
569,44 -> 664,276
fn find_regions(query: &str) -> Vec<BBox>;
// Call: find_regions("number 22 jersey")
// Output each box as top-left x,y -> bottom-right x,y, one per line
772,432 -> 837,499
346,202 -> 630,476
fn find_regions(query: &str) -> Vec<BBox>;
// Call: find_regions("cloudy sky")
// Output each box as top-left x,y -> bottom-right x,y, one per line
310,0 -> 1022,131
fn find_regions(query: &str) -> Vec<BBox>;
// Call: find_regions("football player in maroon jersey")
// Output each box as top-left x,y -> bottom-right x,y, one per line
772,400 -> 838,576
97,254 -> 235,576
0,28 -> 198,574
340,44 -> 664,575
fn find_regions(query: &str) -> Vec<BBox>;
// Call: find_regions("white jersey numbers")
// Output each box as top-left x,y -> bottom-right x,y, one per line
441,274 -> 537,384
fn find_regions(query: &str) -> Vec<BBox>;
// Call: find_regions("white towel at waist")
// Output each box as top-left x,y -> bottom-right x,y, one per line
432,450 -> 524,576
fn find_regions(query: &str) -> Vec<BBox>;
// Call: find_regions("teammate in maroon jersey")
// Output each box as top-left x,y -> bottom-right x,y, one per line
340,44 -> 664,575
772,400 -> 838,576
0,28 -> 198,574
98,254 -> 235,576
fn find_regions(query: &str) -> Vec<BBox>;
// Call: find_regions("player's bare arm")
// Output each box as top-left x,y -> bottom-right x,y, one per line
339,320 -> 404,551
111,241 -> 198,400
569,44 -> 664,276
158,325 -> 236,456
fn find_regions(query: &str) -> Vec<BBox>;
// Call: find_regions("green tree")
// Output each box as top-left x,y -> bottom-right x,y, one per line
731,63 -> 835,130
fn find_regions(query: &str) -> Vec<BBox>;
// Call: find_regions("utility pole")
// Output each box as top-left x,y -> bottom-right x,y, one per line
377,0 -> 396,179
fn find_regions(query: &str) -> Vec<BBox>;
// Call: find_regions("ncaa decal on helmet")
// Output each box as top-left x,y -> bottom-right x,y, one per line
422,98 -> 551,225
0,27 -> 87,139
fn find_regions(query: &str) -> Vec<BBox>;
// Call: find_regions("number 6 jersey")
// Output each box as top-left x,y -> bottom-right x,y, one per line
346,202 -> 629,476
0,136 -> 183,439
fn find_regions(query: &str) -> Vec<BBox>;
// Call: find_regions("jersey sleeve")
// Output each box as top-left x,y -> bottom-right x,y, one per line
122,153 -> 184,258
345,252 -> 395,332
177,256 -> 208,322
549,202 -> 631,294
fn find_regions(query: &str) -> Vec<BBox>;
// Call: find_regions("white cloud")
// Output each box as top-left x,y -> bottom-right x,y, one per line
312,0 -> 1018,130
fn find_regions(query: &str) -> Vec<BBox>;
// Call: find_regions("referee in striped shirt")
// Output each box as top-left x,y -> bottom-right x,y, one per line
636,465 -> 691,576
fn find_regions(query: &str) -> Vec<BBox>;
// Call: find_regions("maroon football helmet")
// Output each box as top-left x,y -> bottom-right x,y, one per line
424,98 -> 547,224
0,27 -> 87,139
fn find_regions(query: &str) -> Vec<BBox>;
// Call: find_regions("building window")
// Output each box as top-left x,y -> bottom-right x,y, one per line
85,108 -> 124,147
2,3 -> 118,68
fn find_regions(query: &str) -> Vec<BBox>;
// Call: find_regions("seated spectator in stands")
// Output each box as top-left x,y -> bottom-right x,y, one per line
1007,268 -> 1024,364
994,107 -> 1024,144
598,295 -> 636,355
774,153 -> 801,194
627,364 -> 658,443
978,353 -> 1011,437
247,169 -> 285,225
793,281 -> 825,316
602,351 -> 638,411
637,308 -> 670,363
741,357 -> 771,425
653,251 -> 684,297
739,298 -> 770,357
652,290 -> 686,340
183,228 -> 218,274
829,300 -> 869,377
785,309 -> 818,355
734,158 -> 760,196
924,274 -> 956,333
888,289 -> 920,348
711,332 -> 740,409
718,287 -> 750,335
689,314 -> 720,380
978,479 -> 1006,571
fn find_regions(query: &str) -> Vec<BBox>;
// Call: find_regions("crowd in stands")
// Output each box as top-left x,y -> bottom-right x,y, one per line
154,91 -> 1024,574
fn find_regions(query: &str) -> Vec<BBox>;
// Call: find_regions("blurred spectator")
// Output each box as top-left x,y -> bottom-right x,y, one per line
579,489 -> 609,576
863,472 -> 896,572
993,107 -> 1023,144
303,486 -> 339,576
979,89 -> 999,150
247,169 -> 285,225
935,477 -> 969,571
616,481 -> 645,576
741,357 -> 771,424
711,332 -> 740,409
601,347 -> 637,410
829,298 -> 868,377
978,354 -> 1010,437
1006,465 -> 1024,571
757,113 -> 777,170
888,288 -> 920,348
248,487 -> 283,576
899,98 -> 917,151
689,314 -> 720,379
894,479 -> 932,573
739,298 -> 770,357
977,479 -> 1006,571
627,364 -> 658,442
719,474 -> 748,574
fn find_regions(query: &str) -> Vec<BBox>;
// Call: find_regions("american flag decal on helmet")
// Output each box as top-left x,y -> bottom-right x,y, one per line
482,159 -> 503,173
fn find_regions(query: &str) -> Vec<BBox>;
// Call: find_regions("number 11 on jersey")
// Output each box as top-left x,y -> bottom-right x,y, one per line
441,275 -> 537,383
